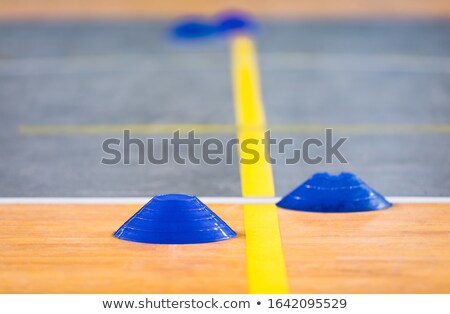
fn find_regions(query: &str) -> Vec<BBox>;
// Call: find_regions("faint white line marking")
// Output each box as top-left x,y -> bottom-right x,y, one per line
0,197 -> 449,204
1,53 -> 450,76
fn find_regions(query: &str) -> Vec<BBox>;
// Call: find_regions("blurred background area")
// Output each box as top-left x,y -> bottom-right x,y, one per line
0,0 -> 449,197
1,0 -> 450,20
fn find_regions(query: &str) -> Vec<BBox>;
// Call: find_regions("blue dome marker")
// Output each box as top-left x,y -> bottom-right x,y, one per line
170,10 -> 256,40
276,172 -> 392,213
171,18 -> 218,39
114,194 -> 237,244
215,11 -> 256,34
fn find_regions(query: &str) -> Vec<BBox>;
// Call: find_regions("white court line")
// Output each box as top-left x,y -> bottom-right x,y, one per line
0,197 -> 449,204
1,52 -> 449,64
1,53 -> 450,76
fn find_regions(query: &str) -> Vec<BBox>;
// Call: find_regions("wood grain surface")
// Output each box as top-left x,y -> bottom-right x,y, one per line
1,0 -> 450,20
0,203 -> 449,293
279,203 -> 450,293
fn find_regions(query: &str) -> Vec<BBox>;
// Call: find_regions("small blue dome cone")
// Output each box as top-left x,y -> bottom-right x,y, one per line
215,11 -> 256,34
169,11 -> 255,40
114,194 -> 237,244
170,18 -> 218,39
276,172 -> 392,213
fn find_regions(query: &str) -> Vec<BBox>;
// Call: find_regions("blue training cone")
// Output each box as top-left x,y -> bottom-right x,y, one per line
114,194 -> 237,244
171,18 -> 218,39
276,172 -> 392,213
170,10 -> 255,40
215,10 -> 256,34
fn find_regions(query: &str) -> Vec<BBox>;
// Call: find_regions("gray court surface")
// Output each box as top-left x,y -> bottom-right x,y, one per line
0,20 -> 449,197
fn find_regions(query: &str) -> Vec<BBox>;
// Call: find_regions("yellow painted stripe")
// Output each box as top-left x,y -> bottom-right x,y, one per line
18,123 -> 450,135
231,35 -> 288,294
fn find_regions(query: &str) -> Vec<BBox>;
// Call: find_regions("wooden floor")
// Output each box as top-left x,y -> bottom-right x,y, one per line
1,0 -> 450,20
1,203 -> 449,293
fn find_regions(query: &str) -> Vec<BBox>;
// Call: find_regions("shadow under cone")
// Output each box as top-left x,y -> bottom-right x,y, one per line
114,194 -> 237,244
276,172 -> 392,213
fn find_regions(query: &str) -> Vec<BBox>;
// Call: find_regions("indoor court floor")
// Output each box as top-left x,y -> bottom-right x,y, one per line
0,1 -> 449,294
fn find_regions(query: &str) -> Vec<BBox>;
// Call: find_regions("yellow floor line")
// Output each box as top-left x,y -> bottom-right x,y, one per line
18,123 -> 450,135
231,35 -> 288,294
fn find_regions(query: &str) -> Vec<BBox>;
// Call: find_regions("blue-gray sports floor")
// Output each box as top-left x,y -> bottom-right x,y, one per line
0,20 -> 449,197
